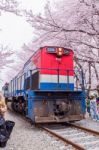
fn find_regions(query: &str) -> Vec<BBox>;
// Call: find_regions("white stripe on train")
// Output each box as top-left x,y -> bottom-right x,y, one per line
40,74 -> 74,83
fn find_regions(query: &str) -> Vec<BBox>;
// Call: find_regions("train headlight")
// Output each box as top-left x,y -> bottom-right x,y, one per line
56,48 -> 63,57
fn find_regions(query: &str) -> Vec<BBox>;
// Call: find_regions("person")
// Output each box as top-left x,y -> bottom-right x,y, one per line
0,93 -> 15,148
0,93 -> 8,147
90,95 -> 99,121
86,96 -> 90,116
0,93 -> 7,117
96,97 -> 99,119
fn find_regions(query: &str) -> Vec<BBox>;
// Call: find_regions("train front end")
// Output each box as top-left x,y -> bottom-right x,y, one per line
26,46 -> 86,123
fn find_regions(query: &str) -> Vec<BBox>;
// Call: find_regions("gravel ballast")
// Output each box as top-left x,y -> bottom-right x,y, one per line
2,111 -> 73,150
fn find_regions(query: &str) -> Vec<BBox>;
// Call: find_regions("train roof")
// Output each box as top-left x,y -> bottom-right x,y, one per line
23,46 -> 73,68
8,46 -> 73,83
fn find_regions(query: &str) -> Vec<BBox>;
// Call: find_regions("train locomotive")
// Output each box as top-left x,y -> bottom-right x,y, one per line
3,46 -> 86,123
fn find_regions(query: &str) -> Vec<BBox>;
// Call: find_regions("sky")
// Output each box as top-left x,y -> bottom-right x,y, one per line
0,0 -> 56,90
0,13 -> 33,50
0,0 -> 56,50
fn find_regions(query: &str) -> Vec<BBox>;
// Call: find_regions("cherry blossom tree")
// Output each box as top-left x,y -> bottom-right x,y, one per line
0,45 -> 14,69
0,0 -> 21,83
0,0 -> 99,95
0,0 -> 21,16
25,0 -> 99,95
0,0 -> 19,70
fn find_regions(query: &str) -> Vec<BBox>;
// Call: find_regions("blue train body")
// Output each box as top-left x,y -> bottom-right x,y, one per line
3,46 -> 86,123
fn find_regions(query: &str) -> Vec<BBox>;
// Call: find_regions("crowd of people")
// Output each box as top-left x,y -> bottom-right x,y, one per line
86,95 -> 99,121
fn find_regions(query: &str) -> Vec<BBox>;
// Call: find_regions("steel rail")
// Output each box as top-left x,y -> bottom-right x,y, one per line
67,123 -> 99,136
41,126 -> 85,150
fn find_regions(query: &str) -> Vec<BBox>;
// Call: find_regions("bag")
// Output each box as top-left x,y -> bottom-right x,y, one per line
5,120 -> 15,137
0,116 -> 15,147
0,134 -> 8,148
0,116 -> 8,148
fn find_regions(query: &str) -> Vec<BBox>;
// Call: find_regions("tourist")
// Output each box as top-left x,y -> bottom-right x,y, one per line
0,93 -> 7,117
86,96 -> 90,116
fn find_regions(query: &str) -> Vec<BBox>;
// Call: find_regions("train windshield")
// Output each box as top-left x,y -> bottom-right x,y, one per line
47,47 -> 56,53
47,47 -> 70,55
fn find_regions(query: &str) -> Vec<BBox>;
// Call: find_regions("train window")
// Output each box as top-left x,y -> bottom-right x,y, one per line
4,86 -> 8,91
64,49 -> 70,55
47,47 -> 70,55
47,47 -> 56,53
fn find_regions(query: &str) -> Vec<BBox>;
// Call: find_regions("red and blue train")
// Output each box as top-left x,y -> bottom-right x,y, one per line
3,46 -> 86,123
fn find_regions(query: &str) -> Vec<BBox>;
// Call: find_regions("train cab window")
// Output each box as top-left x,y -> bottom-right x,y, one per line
64,49 -> 70,55
47,47 -> 56,53
47,47 -> 70,56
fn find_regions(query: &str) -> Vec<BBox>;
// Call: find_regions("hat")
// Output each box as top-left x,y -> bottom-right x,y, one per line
90,95 -> 94,99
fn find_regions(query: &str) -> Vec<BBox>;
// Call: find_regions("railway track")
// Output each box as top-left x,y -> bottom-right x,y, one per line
41,123 -> 99,150
8,106 -> 99,150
